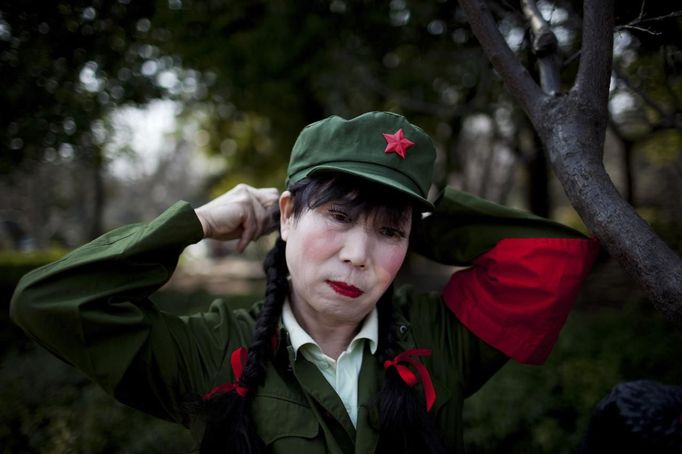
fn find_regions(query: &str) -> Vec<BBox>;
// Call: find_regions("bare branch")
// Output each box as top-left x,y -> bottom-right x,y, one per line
628,9 -> 682,25
637,0 -> 647,21
521,0 -> 562,95
615,25 -> 661,36
458,0 -> 546,122
573,0 -> 614,110
614,7 -> 682,36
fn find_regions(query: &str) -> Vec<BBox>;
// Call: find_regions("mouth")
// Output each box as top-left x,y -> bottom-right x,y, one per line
326,280 -> 364,298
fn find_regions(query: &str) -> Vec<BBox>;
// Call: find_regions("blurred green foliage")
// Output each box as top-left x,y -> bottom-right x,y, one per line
0,0 -> 161,173
464,302 -> 682,453
2,0 -> 681,245
0,249 -> 66,278
0,346 -> 194,453
0,249 -> 67,311
641,130 -> 682,165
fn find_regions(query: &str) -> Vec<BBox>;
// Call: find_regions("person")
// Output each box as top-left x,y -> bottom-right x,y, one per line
10,112 -> 599,453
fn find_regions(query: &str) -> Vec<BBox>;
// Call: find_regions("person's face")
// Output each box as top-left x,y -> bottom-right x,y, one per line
279,191 -> 411,328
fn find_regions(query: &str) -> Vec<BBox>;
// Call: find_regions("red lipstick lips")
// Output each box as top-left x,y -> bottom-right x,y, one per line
326,280 -> 364,298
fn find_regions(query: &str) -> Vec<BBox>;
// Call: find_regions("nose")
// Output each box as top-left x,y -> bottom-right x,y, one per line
339,226 -> 371,269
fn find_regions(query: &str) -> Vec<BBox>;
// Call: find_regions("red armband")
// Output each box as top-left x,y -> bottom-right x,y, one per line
442,237 -> 599,364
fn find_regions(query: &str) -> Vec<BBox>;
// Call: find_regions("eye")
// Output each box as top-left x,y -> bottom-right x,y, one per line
379,227 -> 406,240
328,208 -> 351,223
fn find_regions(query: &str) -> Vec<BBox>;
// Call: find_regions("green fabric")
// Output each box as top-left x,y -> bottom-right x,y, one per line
411,187 -> 588,266
10,191 -> 585,452
286,112 -> 436,211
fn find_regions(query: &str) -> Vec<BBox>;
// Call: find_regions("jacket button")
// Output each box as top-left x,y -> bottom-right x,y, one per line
399,324 -> 409,335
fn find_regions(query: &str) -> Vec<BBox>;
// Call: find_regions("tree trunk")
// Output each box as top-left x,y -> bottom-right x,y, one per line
458,0 -> 682,325
537,94 -> 682,324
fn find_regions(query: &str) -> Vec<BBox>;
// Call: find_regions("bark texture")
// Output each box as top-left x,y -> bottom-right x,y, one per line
458,0 -> 682,325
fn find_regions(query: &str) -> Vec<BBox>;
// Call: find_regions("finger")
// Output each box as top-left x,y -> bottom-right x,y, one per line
241,188 -> 277,237
261,214 -> 279,236
251,194 -> 269,239
258,188 -> 281,235
253,187 -> 280,207
236,202 -> 258,253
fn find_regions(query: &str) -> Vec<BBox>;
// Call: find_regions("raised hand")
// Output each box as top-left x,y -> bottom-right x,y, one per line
194,184 -> 280,252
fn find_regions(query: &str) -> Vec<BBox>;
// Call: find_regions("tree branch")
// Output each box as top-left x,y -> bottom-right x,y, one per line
546,124 -> 682,324
458,0 -> 546,122
460,0 -> 682,325
573,0 -> 614,110
521,0 -> 561,95
614,9 -> 682,35
618,8 -> 682,27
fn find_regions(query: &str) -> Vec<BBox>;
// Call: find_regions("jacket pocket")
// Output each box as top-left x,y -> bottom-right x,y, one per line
251,395 -> 322,452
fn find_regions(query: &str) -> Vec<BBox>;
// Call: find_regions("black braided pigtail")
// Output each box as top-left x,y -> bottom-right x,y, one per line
374,286 -> 449,453
239,235 -> 289,390
199,234 -> 289,454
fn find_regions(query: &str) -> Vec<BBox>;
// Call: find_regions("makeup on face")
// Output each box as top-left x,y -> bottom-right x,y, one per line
326,280 -> 364,298
281,192 -> 411,328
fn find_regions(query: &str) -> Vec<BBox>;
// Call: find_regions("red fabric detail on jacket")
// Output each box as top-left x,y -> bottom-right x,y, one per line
202,346 -> 248,399
442,237 -> 599,365
384,348 -> 436,411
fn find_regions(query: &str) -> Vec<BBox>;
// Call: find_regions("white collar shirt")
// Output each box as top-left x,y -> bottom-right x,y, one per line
281,301 -> 378,427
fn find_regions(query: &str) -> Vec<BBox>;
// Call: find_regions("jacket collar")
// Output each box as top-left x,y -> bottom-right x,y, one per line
282,300 -> 378,359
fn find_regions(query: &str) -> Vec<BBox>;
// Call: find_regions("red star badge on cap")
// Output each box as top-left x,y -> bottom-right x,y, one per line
383,128 -> 414,159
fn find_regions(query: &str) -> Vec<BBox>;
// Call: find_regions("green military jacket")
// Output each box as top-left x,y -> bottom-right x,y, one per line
10,188 -> 588,453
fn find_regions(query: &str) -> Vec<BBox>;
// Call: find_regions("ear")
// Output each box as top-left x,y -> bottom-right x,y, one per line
279,191 -> 294,241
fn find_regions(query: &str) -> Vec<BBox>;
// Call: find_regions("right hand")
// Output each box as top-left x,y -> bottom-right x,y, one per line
194,184 -> 280,252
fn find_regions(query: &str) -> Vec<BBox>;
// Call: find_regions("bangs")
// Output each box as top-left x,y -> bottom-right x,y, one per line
289,174 -> 413,227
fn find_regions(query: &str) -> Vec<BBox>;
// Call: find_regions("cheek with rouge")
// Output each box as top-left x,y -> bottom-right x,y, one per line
299,226 -> 342,262
373,245 -> 408,286
386,249 -> 408,275
385,245 -> 409,274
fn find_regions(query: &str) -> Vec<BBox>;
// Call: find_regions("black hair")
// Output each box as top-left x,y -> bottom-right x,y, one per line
197,173 -> 447,453
288,172 -> 415,228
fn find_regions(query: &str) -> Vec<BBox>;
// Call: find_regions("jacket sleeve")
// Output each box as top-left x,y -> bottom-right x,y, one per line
411,187 -> 599,365
9,201 -> 249,425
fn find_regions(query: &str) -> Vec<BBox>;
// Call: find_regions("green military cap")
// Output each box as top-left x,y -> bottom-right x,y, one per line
285,111 -> 436,211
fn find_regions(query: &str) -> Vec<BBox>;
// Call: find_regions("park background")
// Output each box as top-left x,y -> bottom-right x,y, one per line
1,1 -> 681,452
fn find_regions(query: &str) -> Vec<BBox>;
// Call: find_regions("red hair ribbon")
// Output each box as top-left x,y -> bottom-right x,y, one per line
202,347 -> 248,400
383,348 -> 436,411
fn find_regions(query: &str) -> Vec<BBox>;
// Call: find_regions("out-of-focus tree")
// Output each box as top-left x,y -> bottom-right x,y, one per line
150,0 -> 499,192
608,3 -> 682,236
150,0 -> 680,212
0,0 -> 161,244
